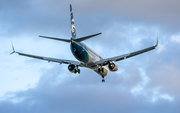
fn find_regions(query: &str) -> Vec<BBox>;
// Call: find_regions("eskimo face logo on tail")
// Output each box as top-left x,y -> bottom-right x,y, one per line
71,18 -> 77,38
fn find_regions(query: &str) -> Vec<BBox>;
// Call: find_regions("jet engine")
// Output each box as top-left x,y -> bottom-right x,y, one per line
108,62 -> 118,71
68,64 -> 80,74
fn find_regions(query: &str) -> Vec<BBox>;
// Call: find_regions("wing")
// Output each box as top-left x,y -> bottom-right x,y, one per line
95,36 -> 158,66
10,42 -> 85,66
13,51 -> 85,67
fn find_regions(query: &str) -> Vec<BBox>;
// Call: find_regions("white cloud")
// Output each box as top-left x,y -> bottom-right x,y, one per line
131,68 -> 174,103
160,94 -> 174,102
131,68 -> 150,96
0,92 -> 26,104
171,35 -> 180,43
150,87 -> 174,103
0,1 -> 180,112
0,37 -> 59,98
157,44 -> 165,53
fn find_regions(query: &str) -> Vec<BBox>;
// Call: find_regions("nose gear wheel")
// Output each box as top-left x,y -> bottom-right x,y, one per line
102,76 -> 105,82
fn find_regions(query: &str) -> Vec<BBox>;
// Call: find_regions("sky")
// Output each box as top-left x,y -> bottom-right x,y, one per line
1,0 -> 180,112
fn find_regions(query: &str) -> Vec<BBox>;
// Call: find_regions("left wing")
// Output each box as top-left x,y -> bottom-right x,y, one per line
94,36 -> 158,66
10,43 -> 84,67
16,52 -> 84,66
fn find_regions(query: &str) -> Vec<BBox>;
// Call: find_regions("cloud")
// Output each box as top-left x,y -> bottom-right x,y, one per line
1,0 -> 179,39
0,64 -> 179,113
64,0 -> 180,32
171,35 -> 180,43
1,0 -> 180,113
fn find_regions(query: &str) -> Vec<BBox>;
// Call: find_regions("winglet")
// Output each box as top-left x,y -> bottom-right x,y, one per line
155,34 -> 158,47
10,41 -> 16,55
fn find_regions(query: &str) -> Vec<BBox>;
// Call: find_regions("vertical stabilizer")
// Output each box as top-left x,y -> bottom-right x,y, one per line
70,4 -> 78,39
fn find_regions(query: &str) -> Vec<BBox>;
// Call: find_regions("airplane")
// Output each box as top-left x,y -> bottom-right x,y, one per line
10,4 -> 158,82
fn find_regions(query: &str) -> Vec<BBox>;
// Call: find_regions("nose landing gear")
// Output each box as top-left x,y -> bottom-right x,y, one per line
102,76 -> 105,82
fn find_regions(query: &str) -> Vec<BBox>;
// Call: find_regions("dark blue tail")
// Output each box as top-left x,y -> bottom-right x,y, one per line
70,4 -> 78,39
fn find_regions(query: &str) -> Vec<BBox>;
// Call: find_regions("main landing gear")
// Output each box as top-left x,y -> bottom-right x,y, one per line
74,65 -> 80,74
74,68 -> 80,74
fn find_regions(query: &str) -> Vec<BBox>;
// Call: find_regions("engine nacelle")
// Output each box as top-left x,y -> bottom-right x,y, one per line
68,64 -> 80,74
108,62 -> 118,71
68,64 -> 76,73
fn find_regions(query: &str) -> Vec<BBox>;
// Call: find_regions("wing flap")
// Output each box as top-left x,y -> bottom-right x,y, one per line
17,52 -> 83,66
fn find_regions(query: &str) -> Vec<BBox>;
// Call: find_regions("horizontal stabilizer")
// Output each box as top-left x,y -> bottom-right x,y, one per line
39,32 -> 102,43
39,36 -> 71,43
75,33 -> 102,42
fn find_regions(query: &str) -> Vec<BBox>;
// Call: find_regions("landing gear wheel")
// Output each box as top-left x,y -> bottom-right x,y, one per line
98,68 -> 101,73
73,65 -> 80,74
78,69 -> 80,74
74,69 -> 77,74
102,76 -> 105,82
101,68 -> 104,73
98,67 -> 104,73
102,79 -> 105,82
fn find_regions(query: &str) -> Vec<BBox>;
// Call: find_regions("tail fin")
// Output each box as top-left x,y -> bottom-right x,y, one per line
70,4 -> 78,39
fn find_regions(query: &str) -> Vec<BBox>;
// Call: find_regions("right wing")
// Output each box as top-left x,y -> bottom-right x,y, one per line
94,36 -> 158,66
